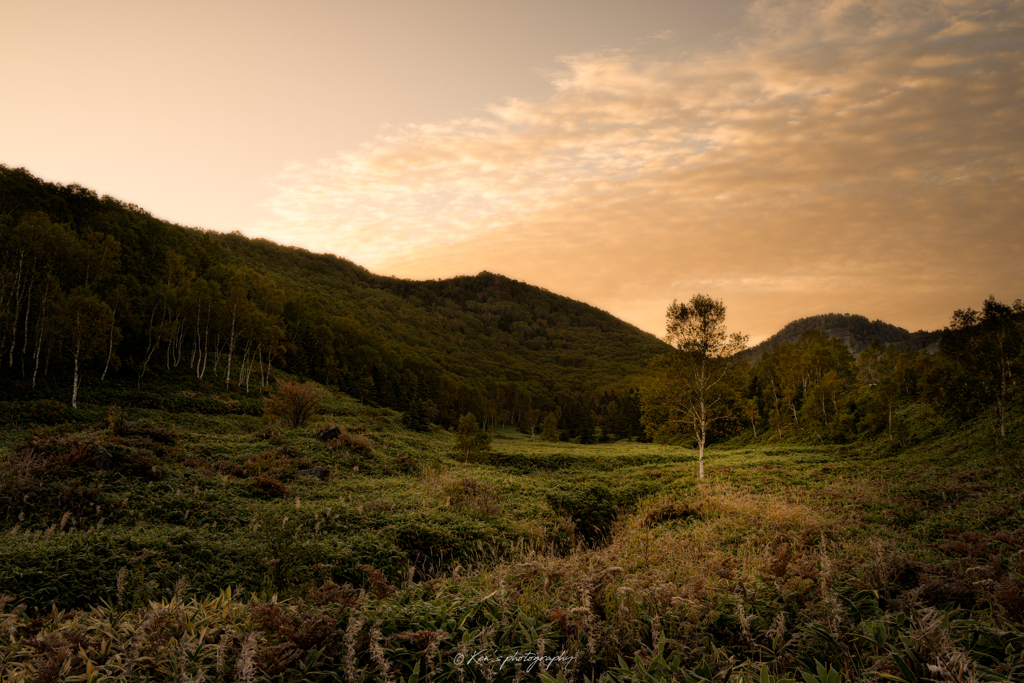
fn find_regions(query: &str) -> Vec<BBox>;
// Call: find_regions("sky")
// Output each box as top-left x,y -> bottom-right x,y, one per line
3,0 -> 1022,342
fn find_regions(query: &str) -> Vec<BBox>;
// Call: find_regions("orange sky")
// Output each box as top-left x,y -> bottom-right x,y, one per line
3,0 -> 1021,342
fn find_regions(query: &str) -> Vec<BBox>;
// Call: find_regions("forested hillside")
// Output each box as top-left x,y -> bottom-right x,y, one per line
644,298 -> 1023,450
0,165 -> 667,429
742,312 -> 942,362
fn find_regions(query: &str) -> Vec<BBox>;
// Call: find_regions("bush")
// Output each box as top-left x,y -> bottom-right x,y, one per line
445,478 -> 500,518
245,447 -> 313,481
323,428 -> 375,456
251,475 -> 291,498
0,451 -> 46,517
25,399 -> 69,425
107,405 -> 128,435
264,381 -> 324,428
548,483 -> 617,544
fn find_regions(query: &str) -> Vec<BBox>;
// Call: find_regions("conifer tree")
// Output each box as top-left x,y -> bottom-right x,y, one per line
402,397 -> 431,432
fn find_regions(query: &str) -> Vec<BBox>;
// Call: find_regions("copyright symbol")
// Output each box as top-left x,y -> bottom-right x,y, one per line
454,654 -> 464,665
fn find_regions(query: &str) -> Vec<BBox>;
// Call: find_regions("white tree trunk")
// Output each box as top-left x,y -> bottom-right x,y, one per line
101,302 -> 117,381
698,436 -> 705,479
71,322 -> 81,409
225,305 -> 237,389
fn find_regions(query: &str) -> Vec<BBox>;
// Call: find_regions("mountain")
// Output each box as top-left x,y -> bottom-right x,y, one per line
741,313 -> 941,363
0,165 -> 669,423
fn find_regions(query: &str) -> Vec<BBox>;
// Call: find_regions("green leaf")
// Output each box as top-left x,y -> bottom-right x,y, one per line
891,652 -> 918,683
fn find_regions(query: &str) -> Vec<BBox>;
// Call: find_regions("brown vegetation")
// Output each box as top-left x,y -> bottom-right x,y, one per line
263,381 -> 324,428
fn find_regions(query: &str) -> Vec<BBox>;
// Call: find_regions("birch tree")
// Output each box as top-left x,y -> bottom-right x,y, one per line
642,295 -> 747,479
57,288 -> 113,408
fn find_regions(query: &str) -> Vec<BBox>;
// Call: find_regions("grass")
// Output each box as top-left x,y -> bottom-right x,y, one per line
0,381 -> 1022,681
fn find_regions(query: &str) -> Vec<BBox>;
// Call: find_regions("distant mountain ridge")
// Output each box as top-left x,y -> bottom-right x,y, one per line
741,313 -> 941,363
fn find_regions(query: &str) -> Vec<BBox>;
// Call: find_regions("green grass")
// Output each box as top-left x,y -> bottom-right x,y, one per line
1,389 -> 1022,681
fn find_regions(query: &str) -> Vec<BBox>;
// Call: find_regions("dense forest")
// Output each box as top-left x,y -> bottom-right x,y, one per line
0,166 -> 664,437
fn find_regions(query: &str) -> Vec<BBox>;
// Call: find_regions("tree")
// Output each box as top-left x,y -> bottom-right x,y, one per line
521,408 -> 544,439
55,288 -> 114,408
756,330 -> 855,439
936,297 -> 1024,440
858,341 -> 918,441
642,295 -> 747,478
455,413 -> 490,462
744,397 -> 759,437
539,413 -> 559,441
402,397 -> 431,432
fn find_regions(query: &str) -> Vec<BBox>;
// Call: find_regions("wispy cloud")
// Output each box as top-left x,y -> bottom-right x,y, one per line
253,0 -> 1024,339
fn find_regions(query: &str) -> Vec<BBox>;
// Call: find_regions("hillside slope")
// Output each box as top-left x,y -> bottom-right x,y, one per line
0,165 -> 669,422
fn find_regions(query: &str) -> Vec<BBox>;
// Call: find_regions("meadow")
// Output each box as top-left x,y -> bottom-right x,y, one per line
0,385 -> 1022,682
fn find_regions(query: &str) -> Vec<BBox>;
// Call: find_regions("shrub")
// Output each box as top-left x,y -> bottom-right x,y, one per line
251,475 -> 291,498
264,382 -> 324,428
641,499 -> 699,528
445,478 -> 500,518
253,425 -> 284,442
107,405 -> 128,435
245,447 -> 313,481
394,452 -> 419,474
325,430 -> 375,456
128,422 -> 176,444
548,483 -> 617,544
0,451 -> 46,515
25,399 -> 69,425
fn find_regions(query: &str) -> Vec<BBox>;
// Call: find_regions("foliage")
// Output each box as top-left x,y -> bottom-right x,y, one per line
445,478 -> 500,518
402,397 -> 431,432
0,165 -> 669,428
455,413 -> 491,463
929,296 -> 1024,439
547,482 -> 617,544
321,426 -> 375,456
540,413 -> 559,441
1,403 -> 1023,680
264,381 -> 325,428
0,378 -> 1023,680
2,166 -> 1024,680
642,295 -> 747,478
24,398 -> 68,425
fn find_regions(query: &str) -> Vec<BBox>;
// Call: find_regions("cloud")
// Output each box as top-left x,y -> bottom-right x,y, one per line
252,0 -> 1024,340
